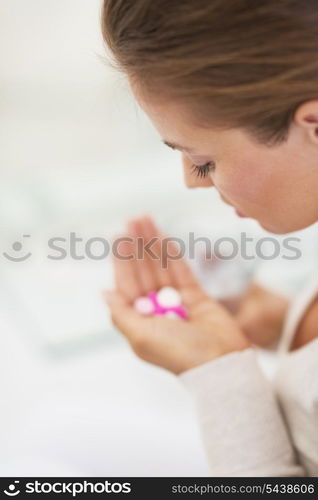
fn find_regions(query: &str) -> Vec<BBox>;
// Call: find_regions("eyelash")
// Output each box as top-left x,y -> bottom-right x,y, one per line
191,162 -> 215,178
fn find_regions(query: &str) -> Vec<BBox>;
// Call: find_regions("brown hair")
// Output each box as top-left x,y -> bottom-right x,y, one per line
101,0 -> 318,145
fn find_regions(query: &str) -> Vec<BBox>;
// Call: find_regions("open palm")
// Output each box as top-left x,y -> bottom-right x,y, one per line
105,216 -> 250,374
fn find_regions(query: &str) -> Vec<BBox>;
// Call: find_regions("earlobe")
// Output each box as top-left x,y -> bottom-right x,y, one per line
308,126 -> 318,146
306,124 -> 318,146
294,100 -> 318,144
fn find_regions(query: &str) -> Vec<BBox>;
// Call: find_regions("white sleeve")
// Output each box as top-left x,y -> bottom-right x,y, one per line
179,348 -> 304,477
275,338 -> 318,477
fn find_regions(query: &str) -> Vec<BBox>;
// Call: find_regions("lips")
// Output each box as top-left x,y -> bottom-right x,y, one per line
220,195 -> 246,217
219,193 -> 247,218
235,209 -> 247,218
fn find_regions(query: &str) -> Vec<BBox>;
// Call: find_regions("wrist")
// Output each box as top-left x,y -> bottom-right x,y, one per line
180,336 -> 251,374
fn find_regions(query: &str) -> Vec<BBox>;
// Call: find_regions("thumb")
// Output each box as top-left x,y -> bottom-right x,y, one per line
103,290 -> 150,341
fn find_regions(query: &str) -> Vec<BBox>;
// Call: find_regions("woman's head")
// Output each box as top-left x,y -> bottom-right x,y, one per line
102,0 -> 318,233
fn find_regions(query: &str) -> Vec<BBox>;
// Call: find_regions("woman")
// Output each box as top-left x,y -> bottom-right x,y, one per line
102,0 -> 318,476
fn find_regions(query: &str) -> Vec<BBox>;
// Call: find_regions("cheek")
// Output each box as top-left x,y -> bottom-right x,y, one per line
215,157 -> 274,205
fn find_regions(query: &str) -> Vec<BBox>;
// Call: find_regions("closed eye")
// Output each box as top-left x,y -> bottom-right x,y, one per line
191,162 -> 215,178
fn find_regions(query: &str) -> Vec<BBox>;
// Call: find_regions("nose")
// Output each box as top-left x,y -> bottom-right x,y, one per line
182,154 -> 214,188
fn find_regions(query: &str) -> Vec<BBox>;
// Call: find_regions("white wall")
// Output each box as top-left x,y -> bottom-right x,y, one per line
0,0 -> 317,476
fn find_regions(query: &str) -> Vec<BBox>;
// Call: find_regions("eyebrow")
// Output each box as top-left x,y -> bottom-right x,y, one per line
163,140 -> 196,154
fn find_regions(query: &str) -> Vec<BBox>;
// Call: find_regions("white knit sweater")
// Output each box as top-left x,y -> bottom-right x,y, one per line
180,277 -> 318,476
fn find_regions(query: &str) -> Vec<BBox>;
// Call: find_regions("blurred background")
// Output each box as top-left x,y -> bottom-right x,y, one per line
1,0 -> 318,476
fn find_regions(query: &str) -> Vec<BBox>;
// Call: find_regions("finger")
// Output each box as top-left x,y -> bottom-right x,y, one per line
112,233 -> 141,302
104,290 -> 150,341
127,218 -> 158,294
139,216 -> 172,289
179,284 -> 207,308
159,233 -> 199,290
134,216 -> 202,295
156,228 -> 208,308
143,216 -> 175,288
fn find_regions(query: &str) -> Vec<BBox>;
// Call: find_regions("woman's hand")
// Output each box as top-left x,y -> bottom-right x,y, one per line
235,284 -> 289,348
105,216 -> 250,374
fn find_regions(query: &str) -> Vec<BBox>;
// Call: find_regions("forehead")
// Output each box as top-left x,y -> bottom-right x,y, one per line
131,80 -> 194,136
129,77 -> 263,156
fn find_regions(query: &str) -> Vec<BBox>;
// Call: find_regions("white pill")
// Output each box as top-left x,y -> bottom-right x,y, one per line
134,296 -> 155,315
216,240 -> 235,258
156,286 -> 181,308
164,311 -> 181,319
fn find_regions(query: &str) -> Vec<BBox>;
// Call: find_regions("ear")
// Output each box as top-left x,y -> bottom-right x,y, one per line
293,100 -> 318,145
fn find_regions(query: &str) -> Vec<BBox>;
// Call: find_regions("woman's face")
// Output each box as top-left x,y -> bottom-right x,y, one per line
132,86 -> 318,234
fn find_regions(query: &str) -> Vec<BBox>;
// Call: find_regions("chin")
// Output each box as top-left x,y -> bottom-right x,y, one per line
259,219 -> 314,235
259,222 -> 286,234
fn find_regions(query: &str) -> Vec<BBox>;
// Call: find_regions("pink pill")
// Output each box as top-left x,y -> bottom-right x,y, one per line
134,290 -> 189,320
147,291 -> 166,314
170,306 -> 188,319
164,311 -> 181,319
134,296 -> 155,315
